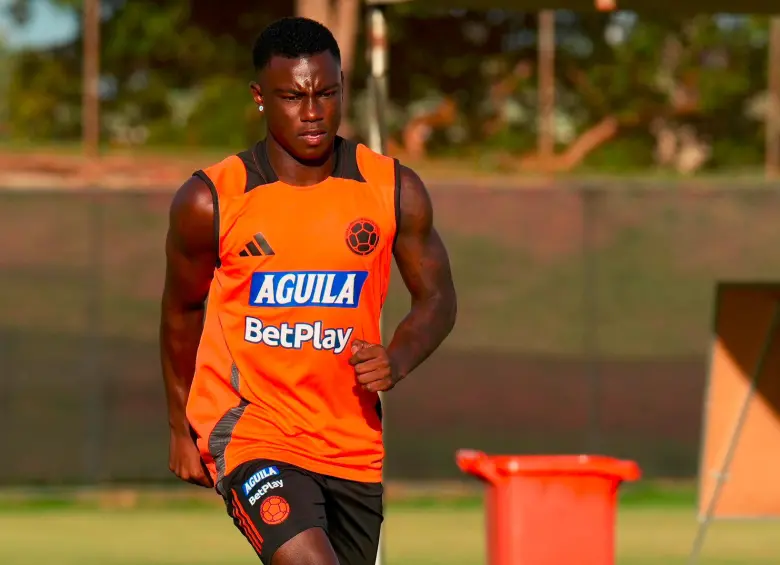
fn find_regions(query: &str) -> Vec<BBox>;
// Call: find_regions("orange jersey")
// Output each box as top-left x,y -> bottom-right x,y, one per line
186,137 -> 398,489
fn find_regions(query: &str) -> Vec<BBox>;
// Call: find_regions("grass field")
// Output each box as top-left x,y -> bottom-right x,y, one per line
0,500 -> 778,565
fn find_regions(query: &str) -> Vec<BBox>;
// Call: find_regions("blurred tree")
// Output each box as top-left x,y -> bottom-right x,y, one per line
553,12 -> 768,172
6,46 -> 82,141
0,34 -> 11,139
2,2 -> 771,172
6,0 -> 33,26
5,0 -> 291,147
376,7 -> 529,158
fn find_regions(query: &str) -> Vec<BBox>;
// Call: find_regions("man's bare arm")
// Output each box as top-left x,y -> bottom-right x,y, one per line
160,176 -> 217,435
386,165 -> 457,381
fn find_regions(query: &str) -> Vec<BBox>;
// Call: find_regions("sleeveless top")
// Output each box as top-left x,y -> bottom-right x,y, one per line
185,137 -> 399,490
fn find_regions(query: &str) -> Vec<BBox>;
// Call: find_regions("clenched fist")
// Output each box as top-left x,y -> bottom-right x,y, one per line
349,339 -> 401,393
168,429 -> 214,488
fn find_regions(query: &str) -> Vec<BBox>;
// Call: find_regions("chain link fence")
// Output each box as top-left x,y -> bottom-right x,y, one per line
2,181 -> 779,485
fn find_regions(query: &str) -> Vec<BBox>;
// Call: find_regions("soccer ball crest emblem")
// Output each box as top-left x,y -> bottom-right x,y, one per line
260,495 -> 290,525
346,218 -> 380,256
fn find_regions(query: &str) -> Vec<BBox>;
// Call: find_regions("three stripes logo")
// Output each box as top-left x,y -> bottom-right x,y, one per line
239,233 -> 276,257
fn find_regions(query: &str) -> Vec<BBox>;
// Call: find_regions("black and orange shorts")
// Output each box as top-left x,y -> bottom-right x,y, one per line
220,458 -> 383,565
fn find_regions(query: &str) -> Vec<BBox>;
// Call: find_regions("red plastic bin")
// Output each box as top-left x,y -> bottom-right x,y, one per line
456,449 -> 641,565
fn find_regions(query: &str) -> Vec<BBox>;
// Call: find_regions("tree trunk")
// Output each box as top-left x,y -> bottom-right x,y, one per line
332,0 -> 359,137
518,116 -> 619,172
555,116 -> 619,171
295,0 -> 331,27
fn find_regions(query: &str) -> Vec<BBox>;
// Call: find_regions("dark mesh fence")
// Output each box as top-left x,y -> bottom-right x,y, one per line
2,182 -> 780,485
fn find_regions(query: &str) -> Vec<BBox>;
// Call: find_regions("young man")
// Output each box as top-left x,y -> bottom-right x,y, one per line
160,16 -> 457,565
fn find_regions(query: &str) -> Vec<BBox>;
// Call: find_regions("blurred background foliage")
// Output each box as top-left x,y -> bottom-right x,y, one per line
0,0 -> 774,173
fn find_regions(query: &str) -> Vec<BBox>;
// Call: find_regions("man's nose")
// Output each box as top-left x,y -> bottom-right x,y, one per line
301,96 -> 324,122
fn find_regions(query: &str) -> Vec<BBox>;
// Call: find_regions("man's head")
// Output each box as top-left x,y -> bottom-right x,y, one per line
250,17 -> 342,163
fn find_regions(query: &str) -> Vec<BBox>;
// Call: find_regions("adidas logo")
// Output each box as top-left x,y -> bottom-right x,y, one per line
239,233 -> 276,257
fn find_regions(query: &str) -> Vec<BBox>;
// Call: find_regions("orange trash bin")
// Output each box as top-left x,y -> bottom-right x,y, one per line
456,449 -> 641,565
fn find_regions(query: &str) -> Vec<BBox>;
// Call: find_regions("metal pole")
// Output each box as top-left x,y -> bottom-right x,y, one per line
82,0 -> 100,158
766,17 -> 780,179
687,303 -> 780,565
582,186 -> 601,453
367,6 -> 389,565
81,0 -> 102,478
83,189 -> 106,482
537,10 -> 556,170
367,5 -> 388,155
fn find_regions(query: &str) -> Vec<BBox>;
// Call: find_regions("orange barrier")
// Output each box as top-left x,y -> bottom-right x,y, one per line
457,449 -> 640,565
698,284 -> 780,519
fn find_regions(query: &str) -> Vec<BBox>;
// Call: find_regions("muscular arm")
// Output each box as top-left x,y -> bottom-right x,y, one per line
160,176 -> 217,435
386,165 -> 457,381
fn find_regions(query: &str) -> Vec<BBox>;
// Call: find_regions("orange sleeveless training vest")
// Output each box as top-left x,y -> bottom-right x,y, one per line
186,137 -> 398,489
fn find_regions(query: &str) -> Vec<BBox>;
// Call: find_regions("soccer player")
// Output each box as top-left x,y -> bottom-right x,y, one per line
160,16 -> 457,565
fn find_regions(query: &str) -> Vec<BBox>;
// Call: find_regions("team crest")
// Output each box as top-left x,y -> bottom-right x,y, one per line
261,495 -> 290,525
346,218 -> 380,256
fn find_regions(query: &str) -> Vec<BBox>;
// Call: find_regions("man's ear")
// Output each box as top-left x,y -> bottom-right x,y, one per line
249,81 -> 264,107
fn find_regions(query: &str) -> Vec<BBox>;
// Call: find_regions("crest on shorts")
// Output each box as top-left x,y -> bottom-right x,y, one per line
260,495 -> 290,525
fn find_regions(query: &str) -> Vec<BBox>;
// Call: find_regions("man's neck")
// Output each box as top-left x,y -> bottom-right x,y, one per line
265,135 -> 337,187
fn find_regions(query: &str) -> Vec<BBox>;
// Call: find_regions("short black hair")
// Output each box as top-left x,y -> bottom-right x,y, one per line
252,17 -> 341,71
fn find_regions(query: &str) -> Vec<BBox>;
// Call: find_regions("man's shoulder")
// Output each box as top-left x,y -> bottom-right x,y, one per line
351,137 -> 394,164
394,162 -> 432,234
350,139 -> 400,189
349,141 -> 423,185
193,145 -> 259,198
168,176 -> 216,242
197,147 -> 252,179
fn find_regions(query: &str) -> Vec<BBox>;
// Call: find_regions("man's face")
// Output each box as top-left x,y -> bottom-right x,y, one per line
252,51 -> 342,162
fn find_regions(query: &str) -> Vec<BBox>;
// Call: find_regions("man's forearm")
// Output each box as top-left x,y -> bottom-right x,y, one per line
386,294 -> 457,381
160,305 -> 205,433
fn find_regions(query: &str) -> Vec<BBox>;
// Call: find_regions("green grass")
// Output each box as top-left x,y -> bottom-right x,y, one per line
0,503 -> 777,565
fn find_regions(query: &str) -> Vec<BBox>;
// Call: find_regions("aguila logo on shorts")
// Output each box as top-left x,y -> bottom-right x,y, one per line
249,271 -> 369,308
248,479 -> 284,506
242,465 -> 279,496
261,496 -> 290,525
346,218 -> 380,256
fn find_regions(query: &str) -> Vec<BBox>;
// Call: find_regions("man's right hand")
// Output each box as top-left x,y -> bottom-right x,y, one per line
168,429 -> 214,488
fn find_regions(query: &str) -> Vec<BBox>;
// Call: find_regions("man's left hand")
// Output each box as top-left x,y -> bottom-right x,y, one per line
349,340 -> 401,393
